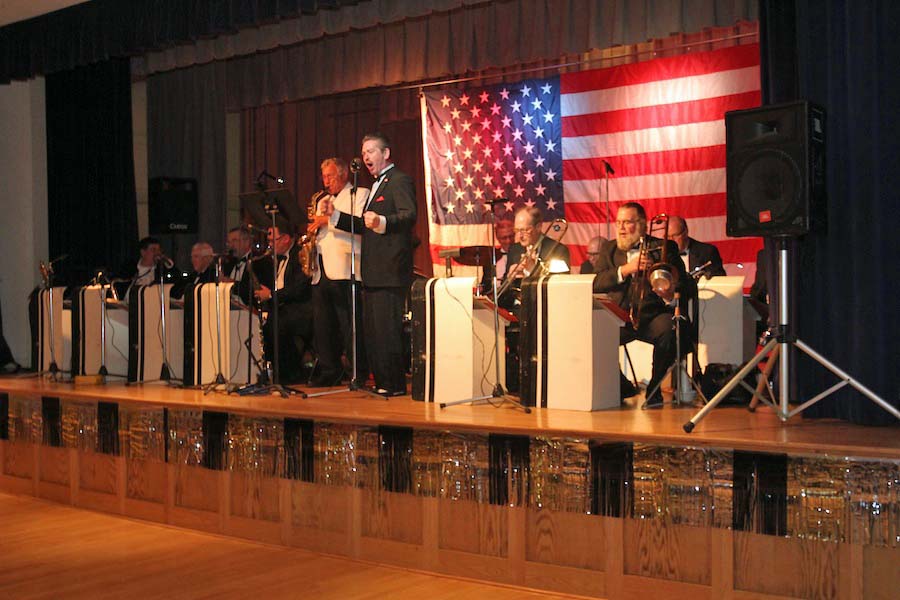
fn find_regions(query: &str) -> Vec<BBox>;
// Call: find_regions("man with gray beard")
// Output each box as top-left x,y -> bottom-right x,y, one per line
592,202 -> 693,404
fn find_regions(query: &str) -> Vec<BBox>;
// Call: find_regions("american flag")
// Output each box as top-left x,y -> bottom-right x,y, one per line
422,43 -> 763,279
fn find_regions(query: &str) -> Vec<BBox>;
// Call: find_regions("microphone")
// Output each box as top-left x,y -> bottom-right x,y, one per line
602,160 -> 615,175
50,253 -> 69,265
156,254 -> 175,269
257,171 -> 285,186
251,249 -> 274,262
349,158 -> 363,174
483,198 -> 507,206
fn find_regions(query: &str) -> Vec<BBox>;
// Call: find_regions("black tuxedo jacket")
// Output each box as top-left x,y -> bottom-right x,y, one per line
253,244 -> 311,308
335,166 -> 417,289
222,254 -> 254,305
171,266 -> 217,300
592,236 -> 694,326
685,237 -> 726,278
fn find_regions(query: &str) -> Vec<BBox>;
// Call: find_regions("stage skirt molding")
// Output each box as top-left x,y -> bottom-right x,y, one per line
0,391 -> 897,599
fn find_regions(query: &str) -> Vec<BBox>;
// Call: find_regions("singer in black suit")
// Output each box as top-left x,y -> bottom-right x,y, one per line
593,202 -> 694,403
318,133 -> 416,396
254,220 -> 313,385
668,216 -> 726,278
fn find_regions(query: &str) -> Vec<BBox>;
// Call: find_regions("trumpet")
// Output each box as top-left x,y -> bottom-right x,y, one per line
298,189 -> 328,278
628,213 -> 679,326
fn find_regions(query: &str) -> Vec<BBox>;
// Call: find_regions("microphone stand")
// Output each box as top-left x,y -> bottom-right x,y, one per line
202,256 -> 231,394
641,290 -> 708,409
97,275 -> 109,380
603,160 -> 613,239
440,203 -> 531,413
237,195 -> 304,398
307,164 -> 381,400
26,255 -> 70,379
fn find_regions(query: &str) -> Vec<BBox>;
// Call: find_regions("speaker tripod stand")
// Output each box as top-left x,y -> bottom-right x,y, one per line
684,238 -> 900,432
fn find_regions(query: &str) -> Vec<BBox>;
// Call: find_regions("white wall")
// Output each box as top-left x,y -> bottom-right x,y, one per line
0,78 -> 48,366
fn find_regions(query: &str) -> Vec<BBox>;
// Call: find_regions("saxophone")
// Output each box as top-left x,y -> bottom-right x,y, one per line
298,189 -> 328,278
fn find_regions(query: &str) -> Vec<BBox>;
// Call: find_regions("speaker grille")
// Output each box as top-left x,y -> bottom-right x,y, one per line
729,148 -> 804,234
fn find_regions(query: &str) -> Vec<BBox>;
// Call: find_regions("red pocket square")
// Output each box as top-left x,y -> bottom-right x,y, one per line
375,195 -> 385,203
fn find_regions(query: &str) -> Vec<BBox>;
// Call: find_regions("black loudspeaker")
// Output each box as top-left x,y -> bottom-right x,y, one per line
725,100 -> 826,237
149,177 -> 198,235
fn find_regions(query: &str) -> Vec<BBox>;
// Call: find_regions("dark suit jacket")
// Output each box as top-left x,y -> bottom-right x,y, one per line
685,238 -> 726,278
253,244 -> 312,309
222,254 -> 254,305
592,236 -> 694,326
172,266 -> 217,299
335,166 -> 417,289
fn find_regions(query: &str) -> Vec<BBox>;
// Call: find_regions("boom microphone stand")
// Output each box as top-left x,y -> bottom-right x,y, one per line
684,238 -> 899,431
440,200 -> 531,413
307,158 -> 381,400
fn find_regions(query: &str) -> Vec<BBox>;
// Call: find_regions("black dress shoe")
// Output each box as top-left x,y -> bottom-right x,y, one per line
620,372 -> 638,400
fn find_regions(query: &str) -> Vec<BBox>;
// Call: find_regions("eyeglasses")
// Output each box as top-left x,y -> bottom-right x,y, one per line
514,227 -> 534,234
586,251 -> 601,256
615,219 -> 641,227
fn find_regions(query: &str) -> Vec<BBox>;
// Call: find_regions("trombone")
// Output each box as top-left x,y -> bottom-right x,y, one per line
496,218 -> 569,298
628,213 -> 679,326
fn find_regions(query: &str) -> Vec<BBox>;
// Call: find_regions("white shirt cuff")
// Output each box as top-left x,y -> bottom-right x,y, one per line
374,215 -> 387,234
616,266 -> 625,284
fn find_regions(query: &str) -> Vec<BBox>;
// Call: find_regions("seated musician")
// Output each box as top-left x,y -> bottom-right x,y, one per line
172,242 -> 217,299
579,235 -> 608,274
224,226 -> 254,305
119,236 -> 179,300
592,202 -> 694,404
479,216 -> 515,295
667,215 -> 726,279
499,206 -> 570,310
253,219 -> 313,385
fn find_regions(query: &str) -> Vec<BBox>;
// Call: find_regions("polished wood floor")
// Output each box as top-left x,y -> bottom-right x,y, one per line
0,492 -> 575,600
1,376 -> 898,458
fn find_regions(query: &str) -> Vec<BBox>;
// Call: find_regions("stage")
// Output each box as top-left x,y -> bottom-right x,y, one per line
0,375 -> 897,599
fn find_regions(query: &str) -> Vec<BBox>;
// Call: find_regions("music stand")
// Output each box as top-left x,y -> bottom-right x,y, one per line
238,187 -> 306,398
440,202 -> 531,413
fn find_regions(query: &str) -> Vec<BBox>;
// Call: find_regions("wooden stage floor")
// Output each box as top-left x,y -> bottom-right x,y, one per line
0,375 -> 897,459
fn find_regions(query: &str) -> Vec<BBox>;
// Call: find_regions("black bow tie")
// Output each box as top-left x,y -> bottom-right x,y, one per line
679,250 -> 688,256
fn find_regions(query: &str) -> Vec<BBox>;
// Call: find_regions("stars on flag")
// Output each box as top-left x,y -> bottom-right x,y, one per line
425,76 -> 563,225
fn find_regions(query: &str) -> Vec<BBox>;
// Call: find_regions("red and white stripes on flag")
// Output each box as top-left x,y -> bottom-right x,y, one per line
560,43 -> 763,280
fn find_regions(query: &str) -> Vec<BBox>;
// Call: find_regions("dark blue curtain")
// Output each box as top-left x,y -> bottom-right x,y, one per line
762,0 -> 900,424
0,0 -> 365,83
46,58 -> 138,287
